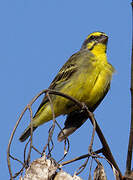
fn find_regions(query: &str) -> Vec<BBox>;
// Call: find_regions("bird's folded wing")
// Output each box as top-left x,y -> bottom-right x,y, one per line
34,52 -> 80,117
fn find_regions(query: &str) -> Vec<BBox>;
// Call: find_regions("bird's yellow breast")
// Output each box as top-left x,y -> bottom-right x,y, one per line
72,62 -> 113,107
86,64 -> 113,109
55,58 -> 114,113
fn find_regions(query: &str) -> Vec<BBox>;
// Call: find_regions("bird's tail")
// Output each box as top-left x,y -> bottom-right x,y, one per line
19,126 -> 37,142
58,110 -> 88,142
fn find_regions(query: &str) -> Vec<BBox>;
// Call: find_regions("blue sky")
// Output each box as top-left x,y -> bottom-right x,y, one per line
1,0 -> 132,179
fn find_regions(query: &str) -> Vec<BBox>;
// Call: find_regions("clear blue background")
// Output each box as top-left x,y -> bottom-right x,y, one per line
1,0 -> 132,179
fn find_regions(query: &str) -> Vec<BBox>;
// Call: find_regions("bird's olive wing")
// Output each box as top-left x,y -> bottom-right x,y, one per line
34,52 -> 80,116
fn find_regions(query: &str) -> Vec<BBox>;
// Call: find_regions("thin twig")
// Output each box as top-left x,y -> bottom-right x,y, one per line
88,158 -> 93,179
24,139 -> 30,165
48,136 -> 54,157
56,121 -> 70,163
7,106 -> 28,179
60,149 -> 102,167
126,1 -> 133,175
94,120 -> 122,179
55,119 -> 70,159
60,153 -> 90,167
32,145 -> 42,155
42,92 -> 56,154
9,154 -> 23,166
13,166 -> 25,179
47,89 -> 84,109
27,106 -> 33,164
57,140 -> 70,163
75,157 -> 89,175
84,106 -> 96,153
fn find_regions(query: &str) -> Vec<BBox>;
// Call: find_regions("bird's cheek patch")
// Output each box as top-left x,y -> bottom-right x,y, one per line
87,41 -> 95,50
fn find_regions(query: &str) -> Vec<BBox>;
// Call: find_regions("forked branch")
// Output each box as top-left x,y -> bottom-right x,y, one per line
7,89 -> 122,179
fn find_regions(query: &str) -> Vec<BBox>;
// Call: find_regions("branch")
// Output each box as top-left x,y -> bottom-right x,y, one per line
126,1 -> 133,176
94,121 -> 123,179
7,89 -> 122,179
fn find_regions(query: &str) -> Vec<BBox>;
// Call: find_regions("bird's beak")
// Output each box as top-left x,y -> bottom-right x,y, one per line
99,35 -> 108,44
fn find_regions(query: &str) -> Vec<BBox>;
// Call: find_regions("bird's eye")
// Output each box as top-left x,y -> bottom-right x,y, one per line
89,36 -> 95,40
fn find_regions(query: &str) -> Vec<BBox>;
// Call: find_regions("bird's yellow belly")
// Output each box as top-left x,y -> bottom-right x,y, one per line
86,70 -> 111,109
70,69 -> 111,110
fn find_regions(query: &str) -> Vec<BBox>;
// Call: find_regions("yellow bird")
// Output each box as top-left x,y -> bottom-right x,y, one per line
19,32 -> 115,142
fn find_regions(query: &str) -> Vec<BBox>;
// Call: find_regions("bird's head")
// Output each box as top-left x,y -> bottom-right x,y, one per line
81,32 -> 108,54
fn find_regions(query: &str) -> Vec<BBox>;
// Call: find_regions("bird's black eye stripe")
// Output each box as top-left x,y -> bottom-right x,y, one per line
81,35 -> 98,49
89,34 -> 106,41
89,35 -> 96,40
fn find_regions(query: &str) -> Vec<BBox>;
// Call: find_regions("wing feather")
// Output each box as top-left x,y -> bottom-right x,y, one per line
34,51 -> 80,116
